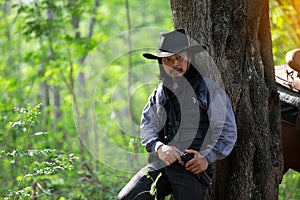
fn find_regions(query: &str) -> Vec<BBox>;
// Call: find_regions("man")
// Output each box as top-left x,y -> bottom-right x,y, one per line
117,29 -> 237,200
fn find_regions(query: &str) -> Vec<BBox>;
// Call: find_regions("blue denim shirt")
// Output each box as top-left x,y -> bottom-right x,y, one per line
140,77 -> 237,164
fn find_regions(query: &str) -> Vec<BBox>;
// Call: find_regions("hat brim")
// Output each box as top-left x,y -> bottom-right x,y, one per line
143,45 -> 206,60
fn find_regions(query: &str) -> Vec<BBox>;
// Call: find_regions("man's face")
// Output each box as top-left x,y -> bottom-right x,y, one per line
161,51 -> 191,78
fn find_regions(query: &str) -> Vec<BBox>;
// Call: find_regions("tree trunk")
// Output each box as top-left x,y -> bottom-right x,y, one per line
170,0 -> 283,199
47,1 -> 62,133
88,0 -> 100,38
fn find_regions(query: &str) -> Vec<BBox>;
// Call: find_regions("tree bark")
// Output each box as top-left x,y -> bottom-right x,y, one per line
170,0 -> 283,199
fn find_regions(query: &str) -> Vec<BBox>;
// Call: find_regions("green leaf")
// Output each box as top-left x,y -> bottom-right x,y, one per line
149,172 -> 162,196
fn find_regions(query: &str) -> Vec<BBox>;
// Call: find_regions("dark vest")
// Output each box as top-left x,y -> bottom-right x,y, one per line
158,75 -> 210,152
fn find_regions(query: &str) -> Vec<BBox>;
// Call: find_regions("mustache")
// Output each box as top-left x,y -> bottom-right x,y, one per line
173,66 -> 183,72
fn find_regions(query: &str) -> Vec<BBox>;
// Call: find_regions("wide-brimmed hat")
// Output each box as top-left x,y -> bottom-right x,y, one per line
286,49 -> 300,72
143,29 -> 206,60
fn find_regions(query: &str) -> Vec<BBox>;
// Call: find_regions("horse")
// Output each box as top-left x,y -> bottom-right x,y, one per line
276,48 -> 300,174
281,120 -> 300,174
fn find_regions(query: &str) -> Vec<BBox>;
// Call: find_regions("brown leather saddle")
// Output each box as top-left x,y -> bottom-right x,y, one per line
275,49 -> 300,92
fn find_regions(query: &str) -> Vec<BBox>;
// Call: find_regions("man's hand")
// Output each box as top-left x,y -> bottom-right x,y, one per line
157,144 -> 181,166
184,149 -> 208,174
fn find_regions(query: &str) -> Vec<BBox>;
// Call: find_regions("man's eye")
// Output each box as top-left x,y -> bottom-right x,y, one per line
177,56 -> 184,61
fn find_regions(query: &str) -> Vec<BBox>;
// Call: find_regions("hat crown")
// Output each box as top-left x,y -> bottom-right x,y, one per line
158,29 -> 189,53
142,29 -> 205,60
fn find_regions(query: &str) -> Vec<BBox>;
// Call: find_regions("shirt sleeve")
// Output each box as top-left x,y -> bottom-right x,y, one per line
140,86 -> 166,152
199,79 -> 237,164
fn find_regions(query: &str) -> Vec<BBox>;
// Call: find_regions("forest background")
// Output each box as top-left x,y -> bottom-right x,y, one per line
0,0 -> 299,199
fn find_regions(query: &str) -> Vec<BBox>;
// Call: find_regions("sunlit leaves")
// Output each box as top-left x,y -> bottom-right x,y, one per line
271,0 -> 300,65
14,0 -> 69,39
9,104 -> 41,131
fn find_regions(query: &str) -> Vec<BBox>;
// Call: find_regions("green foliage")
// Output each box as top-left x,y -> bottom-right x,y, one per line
1,104 -> 78,200
0,0 -> 172,199
149,172 -> 162,196
279,170 -> 300,200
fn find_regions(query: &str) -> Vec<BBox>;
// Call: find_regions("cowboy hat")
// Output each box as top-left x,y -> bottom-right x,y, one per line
286,48 -> 300,73
143,29 -> 206,60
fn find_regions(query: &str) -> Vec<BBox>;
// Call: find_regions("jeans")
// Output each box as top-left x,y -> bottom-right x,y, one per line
117,163 -> 211,200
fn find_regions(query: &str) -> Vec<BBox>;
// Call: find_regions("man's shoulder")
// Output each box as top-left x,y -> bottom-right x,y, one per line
148,83 -> 166,105
152,83 -> 164,96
